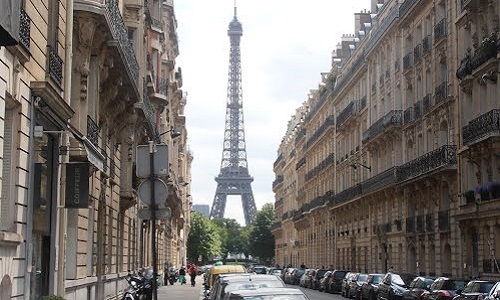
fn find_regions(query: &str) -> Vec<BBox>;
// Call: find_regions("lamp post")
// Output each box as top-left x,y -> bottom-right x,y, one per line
149,140 -> 159,300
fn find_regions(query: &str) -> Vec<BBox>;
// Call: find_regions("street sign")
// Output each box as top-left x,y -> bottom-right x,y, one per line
136,144 -> 169,178
138,207 -> 172,220
138,178 -> 168,207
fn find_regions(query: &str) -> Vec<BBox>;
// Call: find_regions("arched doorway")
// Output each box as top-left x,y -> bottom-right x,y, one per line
442,243 -> 452,276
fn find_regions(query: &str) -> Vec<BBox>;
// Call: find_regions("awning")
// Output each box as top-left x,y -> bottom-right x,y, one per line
67,123 -> 105,173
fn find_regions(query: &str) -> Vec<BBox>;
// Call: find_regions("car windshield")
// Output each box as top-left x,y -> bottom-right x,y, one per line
316,270 -> 328,277
358,275 -> 368,283
254,267 -> 267,274
463,282 -> 495,293
372,276 -> 383,284
296,269 -> 305,276
392,275 -> 406,286
335,272 -> 347,279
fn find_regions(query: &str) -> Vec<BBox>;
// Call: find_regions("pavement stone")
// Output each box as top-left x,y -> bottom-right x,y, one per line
158,275 -> 204,300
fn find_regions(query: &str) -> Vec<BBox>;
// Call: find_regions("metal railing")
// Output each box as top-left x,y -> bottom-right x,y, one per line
158,77 -> 168,95
414,44 -> 422,63
332,184 -> 362,206
361,167 -> 398,194
336,102 -> 354,129
461,0 -> 472,11
362,110 -> 403,144
294,128 -> 306,146
397,145 -> 457,182
414,100 -> 422,119
404,107 -> 414,125
422,35 -> 432,54
48,46 -> 63,85
434,18 -> 447,43
87,116 -> 99,146
20,9 -> 31,49
106,0 -> 139,87
423,93 -> 432,114
305,115 -> 334,148
434,81 -> 447,104
462,109 -> 500,146
295,157 -> 306,170
403,51 -> 413,71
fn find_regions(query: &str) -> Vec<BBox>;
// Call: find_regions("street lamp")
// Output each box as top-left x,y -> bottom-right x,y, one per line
350,162 -> 371,171
158,128 -> 181,139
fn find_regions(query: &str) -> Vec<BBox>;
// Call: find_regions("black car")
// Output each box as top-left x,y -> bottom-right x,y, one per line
312,269 -> 330,290
350,273 -> 369,299
402,277 -> 435,300
328,270 -> 349,294
453,280 -> 496,300
377,272 -> 417,300
319,270 -> 333,292
292,268 -> 307,285
424,277 -> 468,300
361,274 -> 386,300
342,272 -> 360,297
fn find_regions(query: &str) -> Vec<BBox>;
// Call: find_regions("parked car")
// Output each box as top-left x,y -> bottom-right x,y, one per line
403,276 -> 435,300
485,281 -> 500,300
343,272 -> 360,297
377,272 -> 417,300
350,273 -> 369,299
252,265 -> 268,274
210,274 -> 286,300
361,274 -> 386,300
328,270 -> 349,294
312,269 -> 330,290
291,268 -> 307,286
425,277 -> 468,300
299,269 -> 315,288
283,268 -> 296,284
319,270 -> 333,292
222,287 -> 310,300
269,268 -> 283,276
453,280 -> 496,300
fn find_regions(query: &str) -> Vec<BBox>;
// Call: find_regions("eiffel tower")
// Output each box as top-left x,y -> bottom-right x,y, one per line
210,4 -> 256,226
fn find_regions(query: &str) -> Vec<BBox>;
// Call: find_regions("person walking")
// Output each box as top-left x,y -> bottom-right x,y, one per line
189,264 -> 198,287
178,266 -> 186,285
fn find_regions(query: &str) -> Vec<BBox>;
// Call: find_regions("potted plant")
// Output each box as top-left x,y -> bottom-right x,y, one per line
463,190 -> 475,204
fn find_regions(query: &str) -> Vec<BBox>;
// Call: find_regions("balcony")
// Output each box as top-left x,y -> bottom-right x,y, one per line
399,0 -> 416,17
414,44 -> 423,63
19,9 -> 31,50
274,153 -> 284,168
294,128 -> 306,146
461,0 -> 472,11
361,167 -> 398,195
331,184 -> 362,206
422,35 -> 432,54
87,116 -> 99,146
47,46 -> 63,85
414,100 -> 422,119
423,93 -> 432,114
362,110 -> 403,144
456,52 -> 472,80
272,175 -> 284,189
271,222 -> 282,232
434,18 -> 447,44
305,115 -> 334,149
470,33 -> 498,71
434,81 -> 448,104
462,109 -> 500,146
403,51 -> 413,72
157,77 -> 168,95
397,145 -> 457,183
295,157 -> 306,170
404,107 -> 414,125
336,102 -> 354,129
305,153 -> 335,181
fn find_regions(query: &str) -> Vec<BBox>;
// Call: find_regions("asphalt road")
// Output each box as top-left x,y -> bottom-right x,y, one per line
293,284 -> 346,300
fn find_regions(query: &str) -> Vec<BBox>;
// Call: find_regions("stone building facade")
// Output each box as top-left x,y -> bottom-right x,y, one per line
272,0 -> 499,280
0,0 -> 191,299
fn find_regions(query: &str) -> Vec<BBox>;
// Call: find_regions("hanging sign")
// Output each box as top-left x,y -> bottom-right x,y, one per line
65,162 -> 90,208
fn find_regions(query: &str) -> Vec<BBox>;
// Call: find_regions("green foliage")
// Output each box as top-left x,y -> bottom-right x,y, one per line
212,218 -> 244,258
247,203 -> 276,264
187,212 -> 222,264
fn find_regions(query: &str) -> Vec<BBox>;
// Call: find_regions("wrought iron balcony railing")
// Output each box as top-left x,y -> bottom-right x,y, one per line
461,0 -> 472,11
422,35 -> 432,54
294,128 -> 306,146
399,0 -> 416,17
331,184 -> 362,206
362,110 -> 403,144
152,18 -> 162,29
396,145 -> 457,182
48,46 -> 63,85
106,0 -> 139,87
361,167 -> 398,194
336,102 -> 354,129
274,153 -> 283,168
295,157 -> 306,170
470,33 -> 498,70
20,9 -> 31,50
423,93 -> 432,114
158,77 -> 168,95
272,175 -> 284,189
305,153 -> 335,181
87,115 -> 99,146
434,18 -> 447,43
414,44 -> 423,63
462,109 -> 500,146
435,81 -> 448,104
270,222 -> 282,231
403,51 -> 413,71
305,115 -> 334,148
404,107 -> 414,125
456,52 -> 472,80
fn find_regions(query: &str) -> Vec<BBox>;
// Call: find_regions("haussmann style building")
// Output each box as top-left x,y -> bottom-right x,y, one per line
272,0 -> 499,281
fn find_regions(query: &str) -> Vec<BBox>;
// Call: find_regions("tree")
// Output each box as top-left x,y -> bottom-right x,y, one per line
248,203 -> 276,264
187,212 -> 222,264
212,218 -> 243,260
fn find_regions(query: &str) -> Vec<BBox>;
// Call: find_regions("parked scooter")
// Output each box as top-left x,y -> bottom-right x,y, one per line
122,269 -> 153,300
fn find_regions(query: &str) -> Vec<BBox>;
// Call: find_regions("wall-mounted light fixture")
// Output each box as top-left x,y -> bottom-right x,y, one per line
350,162 -> 371,171
158,129 -> 181,139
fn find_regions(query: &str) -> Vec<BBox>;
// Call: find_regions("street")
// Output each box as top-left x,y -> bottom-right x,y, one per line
296,286 -> 345,300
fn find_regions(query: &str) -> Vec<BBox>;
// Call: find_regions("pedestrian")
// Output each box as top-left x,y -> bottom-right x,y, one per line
179,266 -> 186,284
189,264 -> 198,287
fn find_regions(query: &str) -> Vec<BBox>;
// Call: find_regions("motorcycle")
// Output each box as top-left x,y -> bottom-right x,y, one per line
169,273 -> 177,285
122,270 -> 153,300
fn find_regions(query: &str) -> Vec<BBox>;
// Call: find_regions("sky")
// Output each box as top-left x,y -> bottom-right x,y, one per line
175,0 -> 371,225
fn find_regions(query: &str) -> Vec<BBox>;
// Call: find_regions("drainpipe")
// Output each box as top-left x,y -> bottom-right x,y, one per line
56,0 -> 73,296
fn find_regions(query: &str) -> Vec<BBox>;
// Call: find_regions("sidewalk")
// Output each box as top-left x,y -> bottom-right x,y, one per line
158,275 -> 204,300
